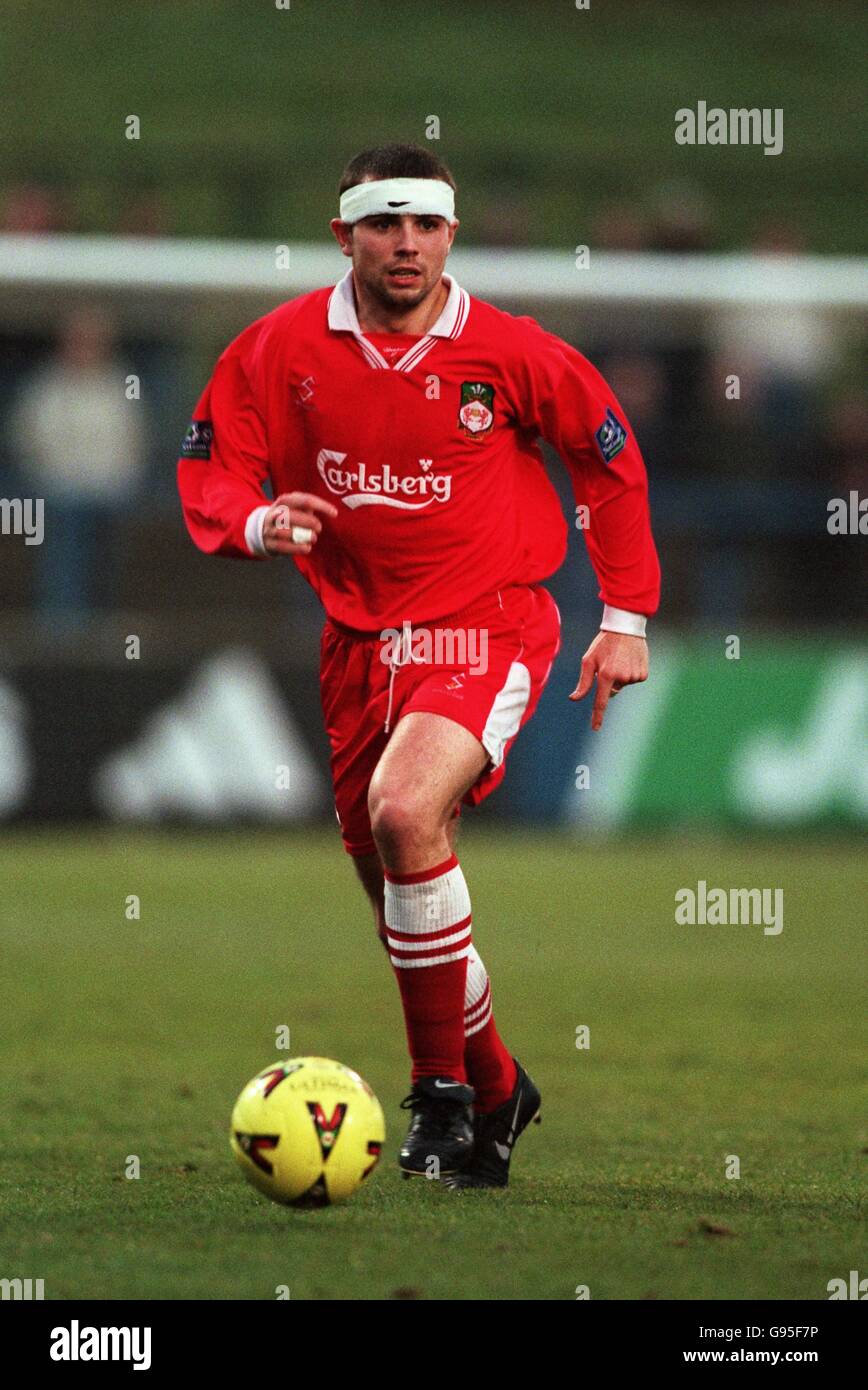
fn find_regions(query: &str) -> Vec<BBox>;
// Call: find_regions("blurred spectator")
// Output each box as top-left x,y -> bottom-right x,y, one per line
591,201 -> 651,252
708,299 -> 836,478
475,194 -> 532,247
749,218 -> 808,256
825,385 -> 868,494
11,306 -> 145,629
0,329 -> 52,472
600,353 -> 673,471
115,189 -> 173,238
1,183 -> 67,234
648,180 -> 713,253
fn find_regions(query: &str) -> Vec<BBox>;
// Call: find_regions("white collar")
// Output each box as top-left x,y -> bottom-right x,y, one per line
327,267 -> 469,347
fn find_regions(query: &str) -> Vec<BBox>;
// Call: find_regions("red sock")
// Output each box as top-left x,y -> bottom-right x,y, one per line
384,853 -> 471,1083
464,945 -> 518,1112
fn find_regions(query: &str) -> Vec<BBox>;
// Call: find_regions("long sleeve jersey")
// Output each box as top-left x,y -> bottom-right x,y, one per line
177,267 -> 660,631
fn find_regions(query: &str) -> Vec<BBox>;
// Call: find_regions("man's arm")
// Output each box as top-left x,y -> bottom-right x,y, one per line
570,629 -> 648,731
248,494 -> 338,558
177,335 -> 270,558
515,324 -> 661,728
177,322 -> 340,564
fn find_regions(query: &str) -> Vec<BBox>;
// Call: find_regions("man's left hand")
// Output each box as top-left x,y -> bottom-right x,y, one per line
570,631 -> 649,731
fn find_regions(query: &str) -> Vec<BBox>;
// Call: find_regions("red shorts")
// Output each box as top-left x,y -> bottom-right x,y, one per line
318,583 -> 562,857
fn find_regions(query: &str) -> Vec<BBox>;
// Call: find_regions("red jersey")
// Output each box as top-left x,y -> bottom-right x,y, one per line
177,268 -> 660,630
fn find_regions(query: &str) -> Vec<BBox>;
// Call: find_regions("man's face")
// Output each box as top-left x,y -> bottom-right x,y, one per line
332,208 -> 458,310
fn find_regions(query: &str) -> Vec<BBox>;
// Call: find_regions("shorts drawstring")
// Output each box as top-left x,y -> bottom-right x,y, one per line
382,592 -> 502,733
384,620 -> 414,734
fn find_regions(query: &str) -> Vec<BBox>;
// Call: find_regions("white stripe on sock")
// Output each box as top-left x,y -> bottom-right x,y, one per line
384,860 -> 472,972
389,944 -> 471,970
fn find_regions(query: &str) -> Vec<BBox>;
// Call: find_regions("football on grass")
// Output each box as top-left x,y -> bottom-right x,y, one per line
230,1056 -> 385,1207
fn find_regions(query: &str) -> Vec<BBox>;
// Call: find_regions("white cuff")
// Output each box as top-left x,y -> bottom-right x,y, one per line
244,505 -> 270,557
600,604 -> 647,637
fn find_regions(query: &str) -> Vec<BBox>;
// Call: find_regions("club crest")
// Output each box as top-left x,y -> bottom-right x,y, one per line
458,382 -> 495,440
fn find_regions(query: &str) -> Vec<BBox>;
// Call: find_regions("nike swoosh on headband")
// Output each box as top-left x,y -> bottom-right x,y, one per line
339,178 -> 455,223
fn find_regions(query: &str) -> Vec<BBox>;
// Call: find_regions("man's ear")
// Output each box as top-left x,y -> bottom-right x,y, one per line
329,217 -> 353,257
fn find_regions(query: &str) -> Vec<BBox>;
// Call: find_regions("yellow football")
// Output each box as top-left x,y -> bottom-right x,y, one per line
230,1056 -> 385,1207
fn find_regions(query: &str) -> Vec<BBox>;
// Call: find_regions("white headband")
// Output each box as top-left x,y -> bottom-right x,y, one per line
339,177 -> 455,224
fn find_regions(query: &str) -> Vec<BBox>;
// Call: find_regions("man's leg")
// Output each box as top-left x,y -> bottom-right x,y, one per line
368,711 -> 482,1086
368,710 -> 482,875
350,815 -> 459,949
365,712 -> 518,1111
352,817 -> 518,1113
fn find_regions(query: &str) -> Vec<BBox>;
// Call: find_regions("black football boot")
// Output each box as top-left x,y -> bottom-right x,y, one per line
398,1076 -> 475,1178
445,1058 -> 540,1190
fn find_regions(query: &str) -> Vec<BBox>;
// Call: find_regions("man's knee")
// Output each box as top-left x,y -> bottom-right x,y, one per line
368,782 -> 440,856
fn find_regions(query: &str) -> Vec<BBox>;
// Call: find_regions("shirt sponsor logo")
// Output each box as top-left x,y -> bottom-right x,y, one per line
316,449 -> 451,509
180,419 -> 213,459
594,408 -> 628,464
458,382 -> 495,439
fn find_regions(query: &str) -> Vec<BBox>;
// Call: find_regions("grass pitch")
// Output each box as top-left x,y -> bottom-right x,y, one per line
0,828 -> 863,1300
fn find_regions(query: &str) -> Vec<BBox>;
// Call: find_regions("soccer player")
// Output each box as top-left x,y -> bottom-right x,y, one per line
178,144 -> 660,1190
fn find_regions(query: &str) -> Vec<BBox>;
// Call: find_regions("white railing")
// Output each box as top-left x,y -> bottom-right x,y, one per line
0,234 -> 865,309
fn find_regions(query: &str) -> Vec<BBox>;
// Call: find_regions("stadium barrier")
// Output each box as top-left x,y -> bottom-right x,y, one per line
0,639 -> 864,828
2,235 -> 867,321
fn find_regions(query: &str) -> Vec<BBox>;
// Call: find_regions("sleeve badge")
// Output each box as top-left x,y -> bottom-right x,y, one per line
181,419 -> 214,459
594,408 -> 628,464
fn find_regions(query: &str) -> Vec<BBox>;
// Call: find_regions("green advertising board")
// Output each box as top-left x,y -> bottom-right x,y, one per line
562,640 -> 868,830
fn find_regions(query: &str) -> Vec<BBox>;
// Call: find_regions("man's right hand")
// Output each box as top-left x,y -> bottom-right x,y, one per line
262,492 -> 339,556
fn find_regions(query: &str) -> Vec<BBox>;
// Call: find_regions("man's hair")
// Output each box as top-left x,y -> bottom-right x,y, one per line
338,143 -> 457,197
